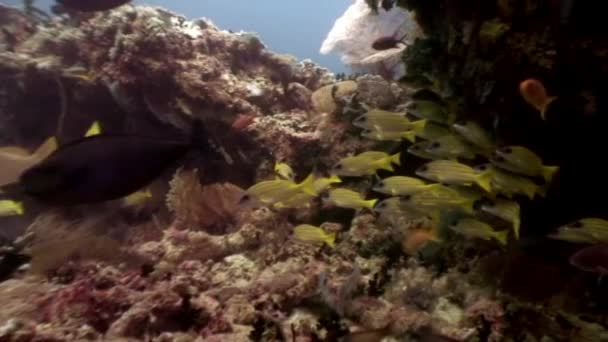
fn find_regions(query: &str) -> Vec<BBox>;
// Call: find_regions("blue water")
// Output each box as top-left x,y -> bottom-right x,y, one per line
6,0 -> 349,72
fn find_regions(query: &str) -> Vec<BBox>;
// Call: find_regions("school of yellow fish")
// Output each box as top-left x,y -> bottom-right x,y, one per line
238,92 -> 607,252
1,91 -> 605,253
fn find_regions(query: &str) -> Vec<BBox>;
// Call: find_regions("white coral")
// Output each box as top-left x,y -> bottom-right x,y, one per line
320,0 -> 424,79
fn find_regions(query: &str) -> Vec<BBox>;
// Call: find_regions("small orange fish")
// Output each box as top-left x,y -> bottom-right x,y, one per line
519,79 -> 557,120
401,228 -> 441,255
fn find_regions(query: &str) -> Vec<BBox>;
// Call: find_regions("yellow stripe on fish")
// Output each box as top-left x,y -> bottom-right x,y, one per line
324,188 -> 377,210
449,217 -> 508,245
293,224 -> 336,247
241,173 -> 316,206
372,176 -> 441,196
474,164 -> 542,199
332,151 -> 401,177
491,146 -> 559,182
416,160 -> 492,192
352,109 -> 411,131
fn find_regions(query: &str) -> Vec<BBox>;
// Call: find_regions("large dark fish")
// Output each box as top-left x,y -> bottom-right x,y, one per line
3,121 -> 213,206
56,0 -> 131,12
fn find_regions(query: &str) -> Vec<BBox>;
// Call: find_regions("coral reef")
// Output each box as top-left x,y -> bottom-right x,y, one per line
1,1 -> 607,341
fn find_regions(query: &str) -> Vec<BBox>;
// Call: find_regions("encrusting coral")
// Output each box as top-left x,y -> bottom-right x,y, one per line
1,2 -> 607,341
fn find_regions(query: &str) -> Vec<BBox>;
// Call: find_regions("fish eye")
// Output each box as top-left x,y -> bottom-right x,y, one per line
239,194 -> 251,203
335,164 -> 343,170
570,221 -> 583,228
500,147 -> 512,154
476,164 -> 487,171
454,119 -> 467,126
450,220 -> 459,226
494,156 -> 505,162
430,142 -> 440,149
406,102 -> 417,110
377,202 -> 386,208
378,181 -> 385,187
400,195 -> 411,201
418,166 -> 428,172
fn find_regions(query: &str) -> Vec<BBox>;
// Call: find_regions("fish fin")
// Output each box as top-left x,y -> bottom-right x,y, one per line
328,175 -> 342,184
402,131 -> 416,143
411,119 -> 427,133
540,96 -> 558,120
0,146 -> 31,157
326,232 -> 337,248
366,198 -> 378,209
84,121 -> 102,137
375,158 -> 395,172
390,152 -> 401,166
475,170 -> 493,193
32,137 -> 58,160
542,166 -> 559,182
494,230 -> 509,245
513,219 -> 521,240
298,173 -> 318,196
0,200 -> 24,216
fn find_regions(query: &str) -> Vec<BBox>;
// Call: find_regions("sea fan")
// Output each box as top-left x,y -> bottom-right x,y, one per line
166,168 -> 244,234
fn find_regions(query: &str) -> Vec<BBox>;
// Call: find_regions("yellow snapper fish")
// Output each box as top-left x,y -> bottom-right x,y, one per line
293,224 -> 337,247
0,200 -> 25,217
425,134 -> 478,160
332,151 -> 401,177
452,120 -> 495,153
474,164 -> 542,199
372,176 -> 441,196
449,217 -> 508,245
490,146 -> 559,182
373,196 -> 439,222
476,198 -> 521,239
405,100 -> 452,124
550,218 -> 608,244
416,160 -> 492,192
352,109 -> 412,131
361,128 -> 417,143
401,185 -> 476,213
0,136 -> 58,187
323,188 -> 377,210
416,121 -> 451,141
274,161 -> 295,180
240,174 -> 316,207
121,188 -> 153,207
407,141 -> 442,160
